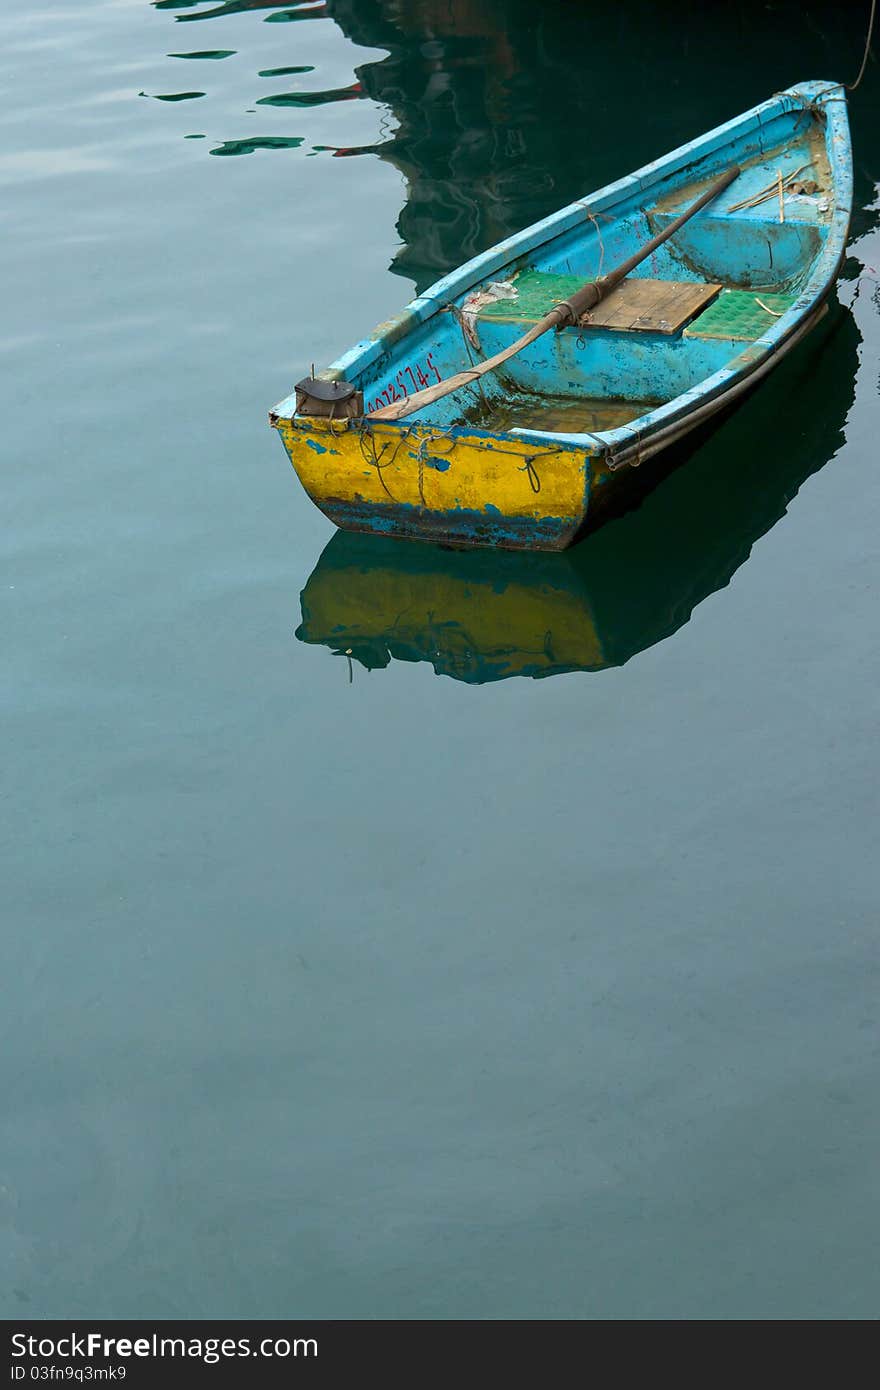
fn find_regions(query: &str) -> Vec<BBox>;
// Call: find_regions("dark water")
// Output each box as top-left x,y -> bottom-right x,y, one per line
2,1 -> 879,1319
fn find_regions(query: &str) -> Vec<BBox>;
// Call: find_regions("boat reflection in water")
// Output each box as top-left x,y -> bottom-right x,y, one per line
296,302 -> 858,684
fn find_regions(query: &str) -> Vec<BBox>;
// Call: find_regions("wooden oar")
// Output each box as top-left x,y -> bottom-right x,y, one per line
368,164 -> 740,423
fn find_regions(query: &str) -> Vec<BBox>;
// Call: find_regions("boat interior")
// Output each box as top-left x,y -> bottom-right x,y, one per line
360,100 -> 837,438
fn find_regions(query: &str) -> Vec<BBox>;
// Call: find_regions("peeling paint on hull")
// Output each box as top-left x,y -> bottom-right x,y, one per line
274,415 -> 592,549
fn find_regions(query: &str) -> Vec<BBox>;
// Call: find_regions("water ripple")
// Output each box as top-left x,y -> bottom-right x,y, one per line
257,65 -> 315,77
142,91 -> 206,102
265,4 -> 328,21
154,1 -> 327,23
208,134 -> 304,155
148,0 -> 369,159
256,81 -> 362,108
168,50 -> 237,59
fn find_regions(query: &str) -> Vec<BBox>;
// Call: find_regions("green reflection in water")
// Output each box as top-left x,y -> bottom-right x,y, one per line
209,134 -> 305,154
154,1 -> 326,21
324,0 -> 878,291
265,5 -> 328,21
256,82 -> 363,106
258,64 -> 316,76
143,90 -> 206,100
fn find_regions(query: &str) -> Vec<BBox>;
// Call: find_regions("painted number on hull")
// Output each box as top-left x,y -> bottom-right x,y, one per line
366,353 -> 441,413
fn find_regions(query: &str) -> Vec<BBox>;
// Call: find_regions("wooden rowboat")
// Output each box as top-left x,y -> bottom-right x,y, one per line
270,81 -> 852,551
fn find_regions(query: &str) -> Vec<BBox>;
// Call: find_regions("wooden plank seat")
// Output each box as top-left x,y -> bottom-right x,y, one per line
477,270 -> 722,335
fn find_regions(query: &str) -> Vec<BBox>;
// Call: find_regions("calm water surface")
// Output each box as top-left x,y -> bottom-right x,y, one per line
2,1 -> 879,1319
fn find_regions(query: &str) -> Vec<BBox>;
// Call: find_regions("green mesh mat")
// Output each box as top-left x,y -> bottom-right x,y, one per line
479,273 -> 796,342
683,289 -> 796,341
477,270 -> 582,321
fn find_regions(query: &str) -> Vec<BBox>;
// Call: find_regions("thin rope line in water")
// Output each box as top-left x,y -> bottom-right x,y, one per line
848,0 -> 876,90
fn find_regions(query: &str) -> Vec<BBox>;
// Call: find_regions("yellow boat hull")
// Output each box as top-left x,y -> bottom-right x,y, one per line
272,415 -> 594,550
